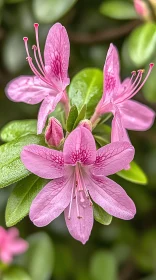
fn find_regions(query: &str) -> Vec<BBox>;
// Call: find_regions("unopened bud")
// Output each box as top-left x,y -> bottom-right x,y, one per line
79,119 -> 92,131
134,0 -> 151,20
45,117 -> 64,147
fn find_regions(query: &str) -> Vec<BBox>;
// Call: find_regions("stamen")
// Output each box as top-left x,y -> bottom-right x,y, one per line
127,63 -> 154,99
32,45 -> 45,76
23,37 -> 30,58
76,190 -> 81,219
68,184 -> 74,220
34,23 -> 45,71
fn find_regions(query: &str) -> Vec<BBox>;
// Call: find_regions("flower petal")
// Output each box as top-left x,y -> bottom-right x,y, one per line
63,127 -> 96,165
119,100 -> 155,131
9,239 -> 28,255
64,197 -> 93,244
5,76 -> 51,104
44,23 -> 70,89
111,111 -> 130,143
30,176 -> 73,227
21,144 -> 64,179
87,175 -> 136,220
103,43 -> 120,102
37,93 -> 63,134
92,141 -> 134,176
0,250 -> 12,264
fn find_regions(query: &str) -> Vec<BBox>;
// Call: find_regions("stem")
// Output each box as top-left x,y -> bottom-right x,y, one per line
61,90 -> 70,118
90,111 -> 101,129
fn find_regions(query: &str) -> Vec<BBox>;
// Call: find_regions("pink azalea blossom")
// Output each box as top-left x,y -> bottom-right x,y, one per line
91,44 -> 155,143
0,227 -> 28,264
5,23 -> 70,134
21,126 -> 136,244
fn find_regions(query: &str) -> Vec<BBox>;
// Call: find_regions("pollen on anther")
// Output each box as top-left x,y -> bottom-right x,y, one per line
34,23 -> 39,28
150,63 -> 154,68
32,45 -> 37,50
23,37 -> 28,42
131,71 -> 136,76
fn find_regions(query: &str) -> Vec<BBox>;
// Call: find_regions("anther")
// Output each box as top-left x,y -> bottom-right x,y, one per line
32,45 -> 37,50
23,37 -> 28,42
131,71 -> 136,76
150,63 -> 154,68
34,23 -> 39,28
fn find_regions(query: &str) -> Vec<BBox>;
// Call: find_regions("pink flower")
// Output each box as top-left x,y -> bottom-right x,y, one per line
45,117 -> 64,147
92,44 -> 155,143
0,227 -> 28,264
5,23 -> 70,134
21,126 -> 136,244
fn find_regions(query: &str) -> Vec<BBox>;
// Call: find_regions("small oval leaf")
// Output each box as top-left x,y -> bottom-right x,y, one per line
117,161 -> 148,185
68,68 -> 103,118
66,105 -> 78,132
5,175 -> 48,227
128,22 -> 156,66
33,0 -> 77,23
100,0 -> 137,20
0,120 -> 37,142
0,134 -> 45,188
24,232 -> 54,280
93,202 -> 112,225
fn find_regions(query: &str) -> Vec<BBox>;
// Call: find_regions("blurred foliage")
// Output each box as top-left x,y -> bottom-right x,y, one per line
0,0 -> 155,280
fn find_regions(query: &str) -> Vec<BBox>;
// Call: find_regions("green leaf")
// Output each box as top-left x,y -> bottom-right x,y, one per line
117,161 -> 148,185
50,104 -> 66,129
66,105 -> 78,132
3,266 -> 31,280
0,134 -> 45,188
68,68 -> 103,118
0,120 -> 37,142
128,23 -> 156,66
93,202 -> 112,225
5,175 -> 48,227
73,104 -> 86,129
33,0 -> 77,23
100,0 -> 137,20
24,232 -> 54,280
90,250 -> 117,280
93,123 -> 111,145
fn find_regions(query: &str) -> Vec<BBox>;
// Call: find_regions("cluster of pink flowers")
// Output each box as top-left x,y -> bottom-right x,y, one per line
5,23 -> 155,244
0,227 -> 28,264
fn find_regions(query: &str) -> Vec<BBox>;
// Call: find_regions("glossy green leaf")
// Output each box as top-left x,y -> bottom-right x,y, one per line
128,23 -> 156,66
73,104 -> 86,129
66,105 -> 78,132
33,0 -> 77,23
0,134 -> 45,188
0,120 -> 37,142
100,0 -> 137,20
93,202 -> 112,225
50,104 -> 66,129
24,232 -> 54,280
90,250 -> 117,280
5,175 -> 48,227
68,68 -> 103,118
3,266 -> 31,280
117,161 -> 148,185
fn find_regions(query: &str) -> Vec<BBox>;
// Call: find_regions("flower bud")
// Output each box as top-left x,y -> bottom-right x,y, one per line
79,119 -> 92,131
134,0 -> 150,20
45,117 -> 64,147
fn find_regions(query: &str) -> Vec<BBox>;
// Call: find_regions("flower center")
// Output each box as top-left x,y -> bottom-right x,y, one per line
68,164 -> 92,220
